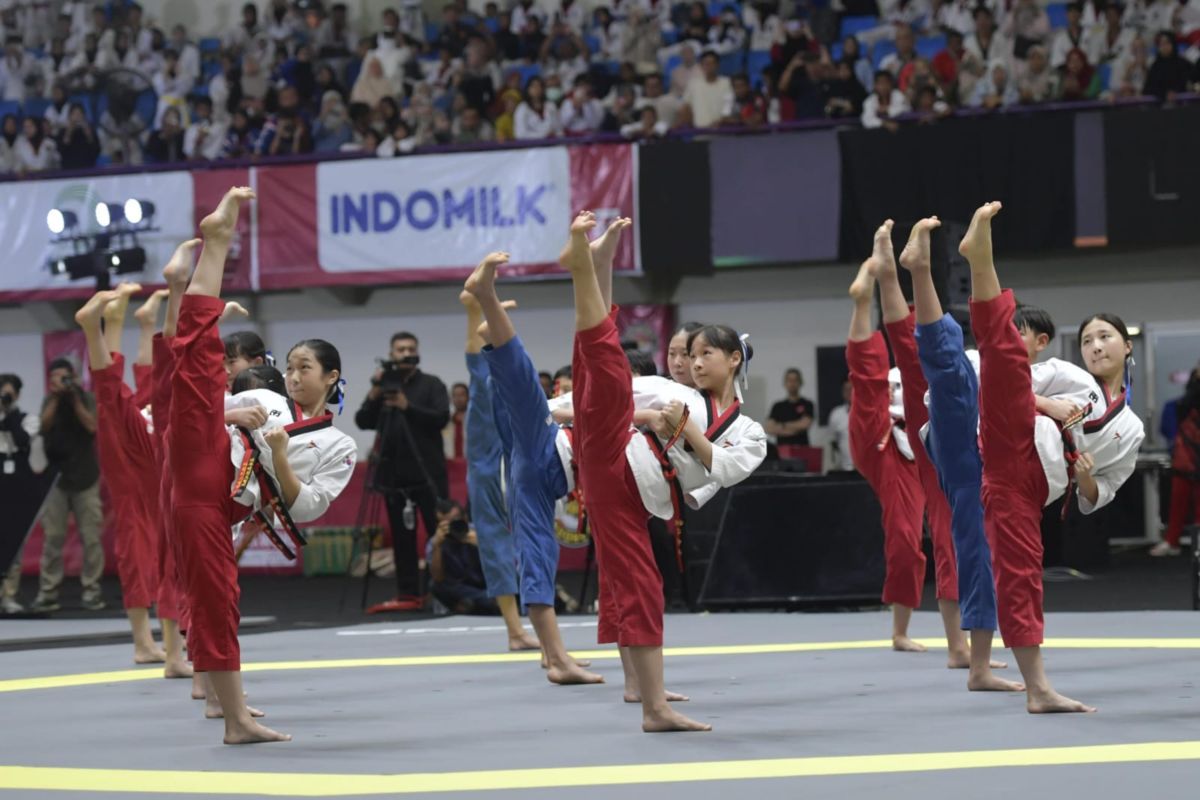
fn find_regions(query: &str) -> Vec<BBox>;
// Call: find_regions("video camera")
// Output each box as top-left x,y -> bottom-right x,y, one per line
376,356 -> 418,393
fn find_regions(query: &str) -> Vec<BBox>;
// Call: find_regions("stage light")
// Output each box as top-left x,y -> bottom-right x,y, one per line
48,253 -> 98,281
107,247 -> 147,275
46,209 -> 78,234
50,259 -> 67,275
123,199 -> 155,225
94,202 -> 124,228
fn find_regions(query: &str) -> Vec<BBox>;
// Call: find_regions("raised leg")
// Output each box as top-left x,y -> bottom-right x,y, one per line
591,217 -> 631,311
560,211 -> 604,332
187,186 -> 255,297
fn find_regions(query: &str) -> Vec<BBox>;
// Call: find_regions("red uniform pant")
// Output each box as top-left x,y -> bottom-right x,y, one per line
169,295 -> 243,672
885,313 -> 958,602
846,333 -> 927,610
1164,473 -> 1200,548
573,309 -> 664,647
971,290 -> 1048,648
92,354 -> 159,610
151,334 -> 186,627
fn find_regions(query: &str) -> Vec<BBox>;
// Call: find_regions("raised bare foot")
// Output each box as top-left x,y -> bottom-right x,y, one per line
102,281 -> 143,321
590,216 -> 631,266
625,689 -> 689,703
133,289 -> 170,326
223,718 -> 292,745
899,217 -> 941,272
865,219 -> 898,281
206,704 -> 265,720
958,202 -> 1001,263
968,673 -> 1025,692
508,632 -> 541,652
892,636 -> 928,653
134,646 -> 167,664
643,705 -> 711,732
463,251 -> 509,301
163,238 -> 202,287
557,211 -> 598,273
200,186 -> 255,241
219,301 -> 249,323
547,661 -> 606,685
164,660 -> 194,679
74,290 -> 121,328
1027,688 -> 1095,714
848,259 -> 875,302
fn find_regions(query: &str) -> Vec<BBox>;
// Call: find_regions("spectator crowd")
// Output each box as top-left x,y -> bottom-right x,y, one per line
1,0 -> 1198,174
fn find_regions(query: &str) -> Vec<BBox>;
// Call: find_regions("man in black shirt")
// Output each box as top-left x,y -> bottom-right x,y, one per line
1,374 -> 41,614
32,360 -> 105,613
356,332 -> 450,610
766,367 -> 815,446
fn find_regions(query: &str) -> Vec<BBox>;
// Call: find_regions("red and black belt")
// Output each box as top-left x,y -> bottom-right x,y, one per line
643,405 -> 691,572
231,427 -> 308,560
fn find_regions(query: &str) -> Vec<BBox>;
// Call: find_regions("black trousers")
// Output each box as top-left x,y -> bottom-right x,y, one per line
386,485 -> 440,598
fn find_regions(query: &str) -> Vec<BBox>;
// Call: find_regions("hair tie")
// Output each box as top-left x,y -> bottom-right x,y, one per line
336,378 -> 347,416
1123,355 -> 1135,405
265,350 -> 276,368
738,333 -> 751,391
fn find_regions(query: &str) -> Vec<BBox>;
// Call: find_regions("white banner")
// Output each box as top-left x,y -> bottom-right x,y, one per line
316,148 -> 572,272
0,171 -> 196,295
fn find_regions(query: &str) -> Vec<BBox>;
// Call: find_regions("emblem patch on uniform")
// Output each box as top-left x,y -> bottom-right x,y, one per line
307,441 -> 318,449
343,456 -> 353,466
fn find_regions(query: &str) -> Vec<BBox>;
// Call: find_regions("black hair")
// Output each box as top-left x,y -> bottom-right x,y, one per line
553,365 -> 572,381
1077,313 -> 1131,347
874,69 -> 894,83
288,338 -> 343,404
436,498 -> 465,517
451,381 -> 468,393
1013,304 -> 1056,343
785,367 -> 802,381
390,331 -> 418,346
48,358 -> 75,375
232,365 -> 286,397
224,330 -> 267,363
0,373 -> 22,394
687,325 -> 753,376
700,50 -> 720,62
623,343 -> 658,378
538,370 -> 552,383
674,320 -> 704,339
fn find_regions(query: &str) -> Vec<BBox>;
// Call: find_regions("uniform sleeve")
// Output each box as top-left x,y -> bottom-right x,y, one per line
1077,424 -> 1145,515
699,420 -> 767,488
684,481 -> 722,510
287,434 -> 357,523
1030,358 -> 1094,401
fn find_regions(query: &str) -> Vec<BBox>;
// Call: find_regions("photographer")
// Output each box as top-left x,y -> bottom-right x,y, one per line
32,359 -> 104,613
1,374 -> 38,614
356,331 -> 450,610
428,500 -> 498,615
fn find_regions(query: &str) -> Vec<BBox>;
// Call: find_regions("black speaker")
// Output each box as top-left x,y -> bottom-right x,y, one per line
696,473 -> 885,609
637,141 -> 713,279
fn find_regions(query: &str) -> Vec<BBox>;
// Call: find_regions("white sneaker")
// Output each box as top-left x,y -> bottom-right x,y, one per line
1,597 -> 24,614
1149,542 -> 1181,557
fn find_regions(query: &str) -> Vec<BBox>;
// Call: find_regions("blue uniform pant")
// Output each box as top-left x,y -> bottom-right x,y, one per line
483,336 -> 568,607
465,353 -> 518,598
916,314 -> 998,632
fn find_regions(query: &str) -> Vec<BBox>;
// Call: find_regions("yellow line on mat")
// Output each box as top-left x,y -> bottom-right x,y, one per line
3,637 -> 1198,694
3,741 -> 1199,795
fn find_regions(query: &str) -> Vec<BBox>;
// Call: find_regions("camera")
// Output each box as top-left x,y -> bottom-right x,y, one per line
60,374 -> 74,389
376,357 -> 418,392
0,392 -> 13,408
447,519 -> 469,542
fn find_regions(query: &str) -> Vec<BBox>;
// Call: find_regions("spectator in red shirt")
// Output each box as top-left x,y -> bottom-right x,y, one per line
727,72 -> 767,126
932,29 -> 966,101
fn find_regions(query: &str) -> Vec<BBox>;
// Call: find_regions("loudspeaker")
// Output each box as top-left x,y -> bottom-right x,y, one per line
696,472 -> 885,609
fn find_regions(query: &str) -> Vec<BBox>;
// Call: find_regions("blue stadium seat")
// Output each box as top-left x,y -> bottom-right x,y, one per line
746,49 -> 772,86
872,39 -> 897,69
22,97 -> 51,120
191,84 -> 210,98
0,100 -> 20,121
203,59 -> 222,80
917,35 -> 945,60
484,18 -> 500,34
425,22 -> 440,44
199,37 -> 222,55
95,153 -> 112,168
584,34 -> 601,55
1046,4 -> 1069,30
663,53 -> 683,80
514,63 -> 542,87
345,59 -> 362,87
719,51 -> 743,75
603,60 -> 621,75
1097,61 -> 1112,90
839,15 -> 878,41
661,29 -> 679,46
830,42 -> 844,61
708,1 -> 741,17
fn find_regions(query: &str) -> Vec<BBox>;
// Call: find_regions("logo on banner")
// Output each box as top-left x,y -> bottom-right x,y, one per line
330,185 -> 554,234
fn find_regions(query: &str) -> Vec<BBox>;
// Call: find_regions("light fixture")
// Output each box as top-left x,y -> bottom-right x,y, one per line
124,199 -> 155,225
46,209 -> 79,235
107,247 -> 147,275
94,202 -> 124,228
48,253 -> 99,281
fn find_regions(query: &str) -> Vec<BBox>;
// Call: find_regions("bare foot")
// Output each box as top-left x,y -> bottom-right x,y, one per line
865,219 -> 898,281
164,660 -> 194,679
848,258 -> 875,302
892,636 -> 928,653
191,675 -> 206,700
102,281 -> 142,323
547,661 -> 606,685
958,202 -> 1001,263
200,186 -> 255,242
899,217 -> 941,272
219,301 -> 249,323
508,633 -> 541,652
162,238 -> 202,287
625,689 -> 689,703
206,704 -> 265,720
74,290 -> 121,328
948,652 -> 1008,670
643,705 -> 711,732
1027,688 -> 1095,714
590,217 -> 631,266
557,211 -> 598,273
223,718 -> 292,745
968,673 -> 1025,692
134,646 -> 167,664
463,251 -> 509,301
133,289 -> 170,326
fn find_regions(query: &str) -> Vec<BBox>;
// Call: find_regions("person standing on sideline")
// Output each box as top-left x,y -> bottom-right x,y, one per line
766,368 -> 815,446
